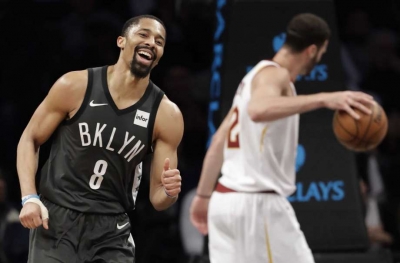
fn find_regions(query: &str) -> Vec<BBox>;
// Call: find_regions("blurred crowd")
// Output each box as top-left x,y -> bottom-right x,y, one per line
338,3 -> 400,255
0,0 -> 400,262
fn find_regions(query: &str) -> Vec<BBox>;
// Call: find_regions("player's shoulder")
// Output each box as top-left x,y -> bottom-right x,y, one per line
49,70 -> 88,97
56,70 -> 88,90
153,95 -> 184,141
253,65 -> 291,85
157,95 -> 183,121
46,70 -> 89,111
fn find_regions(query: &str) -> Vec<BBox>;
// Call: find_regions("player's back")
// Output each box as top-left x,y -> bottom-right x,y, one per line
219,60 -> 299,197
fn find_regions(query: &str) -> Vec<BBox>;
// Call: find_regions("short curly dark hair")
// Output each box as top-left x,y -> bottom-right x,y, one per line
121,15 -> 166,37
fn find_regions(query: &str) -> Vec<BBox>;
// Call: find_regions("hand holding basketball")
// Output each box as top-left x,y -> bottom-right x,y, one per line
161,158 -> 181,198
333,100 -> 388,152
322,91 -> 375,119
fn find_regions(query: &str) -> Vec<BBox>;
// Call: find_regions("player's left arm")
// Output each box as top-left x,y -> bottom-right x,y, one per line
149,97 -> 184,211
189,107 -> 233,235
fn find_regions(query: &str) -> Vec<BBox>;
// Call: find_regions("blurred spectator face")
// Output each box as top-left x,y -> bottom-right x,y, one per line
369,30 -> 398,69
119,18 -> 166,78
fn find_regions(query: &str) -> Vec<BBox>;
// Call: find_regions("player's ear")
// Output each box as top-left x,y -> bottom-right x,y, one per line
306,44 -> 317,58
117,36 -> 126,50
322,40 -> 329,53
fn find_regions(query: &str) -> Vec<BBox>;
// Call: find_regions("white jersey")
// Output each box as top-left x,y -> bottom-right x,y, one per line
219,60 -> 299,197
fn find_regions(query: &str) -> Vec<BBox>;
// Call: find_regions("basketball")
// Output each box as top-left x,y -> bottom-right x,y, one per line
332,101 -> 388,152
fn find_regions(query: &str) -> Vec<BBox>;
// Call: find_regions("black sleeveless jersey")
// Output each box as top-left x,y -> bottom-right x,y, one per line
39,66 -> 164,214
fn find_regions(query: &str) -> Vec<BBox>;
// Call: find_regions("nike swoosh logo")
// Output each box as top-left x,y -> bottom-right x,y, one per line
117,222 -> 129,230
90,100 -> 108,107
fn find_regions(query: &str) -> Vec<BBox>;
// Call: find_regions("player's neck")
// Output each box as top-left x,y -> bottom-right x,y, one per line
110,62 -> 150,90
272,48 -> 305,82
107,64 -> 150,99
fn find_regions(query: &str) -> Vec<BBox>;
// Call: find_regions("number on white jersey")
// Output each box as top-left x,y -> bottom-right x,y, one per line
227,107 -> 240,148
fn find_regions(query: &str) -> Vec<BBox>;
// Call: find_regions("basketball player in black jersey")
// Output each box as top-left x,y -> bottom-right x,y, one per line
16,15 -> 183,262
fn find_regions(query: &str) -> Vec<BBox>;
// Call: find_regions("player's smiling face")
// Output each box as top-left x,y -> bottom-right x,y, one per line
119,18 -> 166,78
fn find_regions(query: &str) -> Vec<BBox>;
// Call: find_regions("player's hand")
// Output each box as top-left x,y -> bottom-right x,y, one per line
322,91 -> 375,119
368,225 -> 393,245
161,158 -> 181,198
19,202 -> 49,230
190,195 -> 210,235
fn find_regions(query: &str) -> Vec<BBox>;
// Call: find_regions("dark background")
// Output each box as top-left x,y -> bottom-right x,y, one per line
1,0 -> 400,262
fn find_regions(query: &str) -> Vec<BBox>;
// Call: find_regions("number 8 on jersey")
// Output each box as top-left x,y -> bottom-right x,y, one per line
89,160 -> 108,190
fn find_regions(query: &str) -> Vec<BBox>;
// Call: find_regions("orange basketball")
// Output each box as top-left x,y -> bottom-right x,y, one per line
332,101 -> 388,152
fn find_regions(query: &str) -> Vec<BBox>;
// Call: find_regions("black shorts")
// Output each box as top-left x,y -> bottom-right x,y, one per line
28,198 -> 135,263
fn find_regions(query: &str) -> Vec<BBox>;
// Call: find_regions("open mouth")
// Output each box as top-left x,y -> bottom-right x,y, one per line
137,50 -> 153,61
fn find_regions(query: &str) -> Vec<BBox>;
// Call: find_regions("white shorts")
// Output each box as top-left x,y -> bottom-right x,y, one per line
208,191 -> 315,263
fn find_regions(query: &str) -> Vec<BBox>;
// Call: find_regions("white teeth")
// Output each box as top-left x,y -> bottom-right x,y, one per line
138,51 -> 151,59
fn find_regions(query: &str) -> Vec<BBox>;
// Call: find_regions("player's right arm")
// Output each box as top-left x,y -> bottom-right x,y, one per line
17,71 -> 87,229
247,66 -> 374,122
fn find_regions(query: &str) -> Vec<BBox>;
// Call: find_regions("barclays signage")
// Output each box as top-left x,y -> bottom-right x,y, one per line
296,144 -> 306,172
272,32 -> 287,53
290,145 -> 345,202
288,180 -> 345,202
207,0 -> 226,148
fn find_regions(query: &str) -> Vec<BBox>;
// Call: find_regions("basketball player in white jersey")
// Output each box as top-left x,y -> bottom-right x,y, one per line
190,13 -> 375,263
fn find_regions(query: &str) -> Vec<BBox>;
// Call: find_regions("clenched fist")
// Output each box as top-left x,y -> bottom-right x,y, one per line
19,198 -> 49,230
161,158 -> 181,198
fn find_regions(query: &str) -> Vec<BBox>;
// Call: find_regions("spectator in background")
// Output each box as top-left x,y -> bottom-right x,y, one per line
358,154 -> 393,249
375,112 -> 400,251
353,26 -> 400,250
341,9 -> 372,81
0,172 -> 29,263
361,28 -> 400,113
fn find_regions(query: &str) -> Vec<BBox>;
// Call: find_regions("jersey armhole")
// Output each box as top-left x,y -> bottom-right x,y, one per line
63,68 -> 94,125
146,90 -> 165,154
